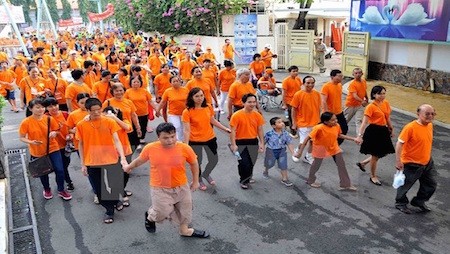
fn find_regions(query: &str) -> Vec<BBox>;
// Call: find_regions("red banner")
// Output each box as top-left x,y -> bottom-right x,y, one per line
88,3 -> 115,23
58,17 -> 83,27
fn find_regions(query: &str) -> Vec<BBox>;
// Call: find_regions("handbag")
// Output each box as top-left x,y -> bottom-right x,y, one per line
28,116 -> 55,178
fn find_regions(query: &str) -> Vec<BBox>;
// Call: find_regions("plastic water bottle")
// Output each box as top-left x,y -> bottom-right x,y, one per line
228,144 -> 242,160
284,109 -> 289,119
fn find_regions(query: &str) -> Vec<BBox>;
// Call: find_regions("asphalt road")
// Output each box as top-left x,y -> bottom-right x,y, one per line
2,78 -> 449,254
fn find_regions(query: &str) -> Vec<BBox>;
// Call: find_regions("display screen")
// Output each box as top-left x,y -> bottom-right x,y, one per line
349,0 -> 450,43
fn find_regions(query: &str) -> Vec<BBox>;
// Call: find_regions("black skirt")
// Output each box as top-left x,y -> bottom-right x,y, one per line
360,124 -> 395,158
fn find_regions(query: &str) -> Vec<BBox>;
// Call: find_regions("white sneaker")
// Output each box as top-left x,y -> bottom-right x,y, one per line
292,156 -> 300,163
220,110 -> 225,115
302,156 -> 314,165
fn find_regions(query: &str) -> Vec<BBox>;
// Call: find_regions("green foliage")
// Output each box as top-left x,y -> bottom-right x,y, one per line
0,96 -> 6,129
114,0 -> 248,36
61,0 -> 72,20
78,0 -> 99,23
46,0 -> 60,23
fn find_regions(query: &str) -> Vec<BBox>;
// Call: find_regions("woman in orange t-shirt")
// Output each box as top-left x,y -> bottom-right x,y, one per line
19,66 -> 49,116
356,86 -> 395,186
106,52 -> 121,76
124,75 -> 158,142
19,98 -> 72,200
46,69 -> 69,111
185,67 -> 217,106
217,60 -> 236,114
116,67 -> 130,89
294,112 -> 358,190
153,64 -> 172,102
156,76 -> 189,141
44,97 -> 74,190
182,87 -> 231,190
249,53 -> 265,87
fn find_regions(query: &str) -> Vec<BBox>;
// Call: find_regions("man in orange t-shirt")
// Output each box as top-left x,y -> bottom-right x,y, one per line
76,98 -> 127,223
179,53 -> 197,83
229,93 -> 265,189
395,104 -> 436,214
222,39 -> 240,62
124,123 -> 210,238
217,60 -> 236,114
282,65 -> 302,137
344,68 -> 368,135
321,69 -> 348,144
290,76 -> 321,164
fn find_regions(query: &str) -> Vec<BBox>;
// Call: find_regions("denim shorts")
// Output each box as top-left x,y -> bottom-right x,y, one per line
264,148 -> 288,170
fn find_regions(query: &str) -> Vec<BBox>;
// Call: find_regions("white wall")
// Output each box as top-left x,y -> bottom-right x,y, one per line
369,40 -> 450,72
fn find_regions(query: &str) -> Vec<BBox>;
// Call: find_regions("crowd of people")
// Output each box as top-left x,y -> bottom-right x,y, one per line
3,29 -> 438,237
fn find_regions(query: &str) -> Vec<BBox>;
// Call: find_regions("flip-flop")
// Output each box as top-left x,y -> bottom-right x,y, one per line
182,229 -> 210,238
124,190 -> 133,196
356,162 -> 366,172
104,214 -> 114,224
123,197 -> 130,207
115,201 -> 124,211
204,176 -> 216,185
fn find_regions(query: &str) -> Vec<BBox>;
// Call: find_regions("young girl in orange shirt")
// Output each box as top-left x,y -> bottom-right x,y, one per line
294,112 -> 359,190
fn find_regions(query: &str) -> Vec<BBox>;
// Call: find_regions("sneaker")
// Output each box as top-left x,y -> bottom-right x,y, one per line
302,156 -> 314,165
281,179 -> 293,187
292,155 -> 300,163
58,190 -> 72,201
262,170 -> 269,179
43,189 -> 53,200
67,182 -> 75,191
93,195 -> 99,204
220,110 -> 225,115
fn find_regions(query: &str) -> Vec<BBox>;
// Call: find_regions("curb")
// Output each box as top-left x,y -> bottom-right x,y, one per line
0,179 -> 7,254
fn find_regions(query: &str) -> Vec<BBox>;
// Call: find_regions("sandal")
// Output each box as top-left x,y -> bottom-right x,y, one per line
115,201 -> 124,211
145,212 -> 156,233
339,186 -> 357,191
199,182 -> 207,191
204,176 -> 216,185
123,196 -> 130,207
182,229 -> 210,238
309,182 -> 321,188
124,190 -> 133,196
104,214 -> 114,224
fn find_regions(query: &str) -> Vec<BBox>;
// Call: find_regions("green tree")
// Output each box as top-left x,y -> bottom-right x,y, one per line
61,0 -> 72,20
46,0 -> 60,23
292,0 -> 314,30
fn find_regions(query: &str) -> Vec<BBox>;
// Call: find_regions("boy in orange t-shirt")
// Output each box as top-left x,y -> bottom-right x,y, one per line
124,123 -> 210,238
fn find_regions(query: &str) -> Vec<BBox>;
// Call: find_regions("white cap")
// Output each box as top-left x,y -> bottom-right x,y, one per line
69,50 -> 77,55
264,44 -> 272,49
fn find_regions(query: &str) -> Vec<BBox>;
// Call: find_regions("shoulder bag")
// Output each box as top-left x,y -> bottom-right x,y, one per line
28,116 -> 55,178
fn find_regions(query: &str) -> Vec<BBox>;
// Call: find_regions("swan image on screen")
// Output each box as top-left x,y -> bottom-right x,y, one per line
350,0 -> 450,42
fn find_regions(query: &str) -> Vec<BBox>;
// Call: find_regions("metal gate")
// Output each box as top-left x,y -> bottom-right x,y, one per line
288,30 -> 315,72
274,23 -> 287,69
341,31 -> 370,78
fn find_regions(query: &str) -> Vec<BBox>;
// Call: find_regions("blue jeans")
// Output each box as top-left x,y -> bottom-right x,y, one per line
38,151 -> 65,192
264,148 -> 288,170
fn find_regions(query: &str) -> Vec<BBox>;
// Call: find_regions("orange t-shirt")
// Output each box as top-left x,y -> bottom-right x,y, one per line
106,61 -> 121,74
228,81 -> 256,107
92,53 -> 107,68
179,60 -> 197,80
66,109 -> 89,149
321,81 -> 343,114
218,68 -> 236,92
0,70 -> 16,95
229,109 -> 265,140
46,78 -> 69,105
258,77 -> 276,90
398,121 -> 433,165
364,100 -> 391,126
161,87 -> 189,115
118,75 -> 130,89
75,116 -> 121,166
69,59 -> 81,70
249,61 -> 265,75
117,119 -> 133,156
102,98 -> 136,124
124,88 -> 152,116
260,50 -> 273,67
203,52 -> 216,62
181,106 -> 215,142
290,90 -> 321,127
282,76 -> 302,106
48,112 -> 69,150
139,141 -> 197,188
19,76 -> 48,103
10,65 -> 27,85
310,123 -> 342,158
65,83 -> 92,110
186,78 -> 215,104
83,71 -> 97,89
223,44 -> 234,59
345,79 -> 367,107
202,68 -> 217,89
19,116 -> 60,157
153,73 -> 172,98
148,55 -> 162,75
92,81 -> 112,103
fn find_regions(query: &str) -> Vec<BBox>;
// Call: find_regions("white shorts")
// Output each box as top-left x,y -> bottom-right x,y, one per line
298,127 -> 313,144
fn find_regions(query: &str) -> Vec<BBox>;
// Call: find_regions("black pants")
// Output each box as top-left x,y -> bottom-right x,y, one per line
59,148 -> 72,184
395,160 -> 437,206
128,115 -> 148,150
189,138 -> 218,180
236,139 -> 259,184
286,105 -> 297,135
336,112 -> 348,145
88,166 -> 121,216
